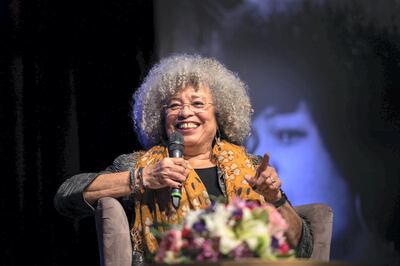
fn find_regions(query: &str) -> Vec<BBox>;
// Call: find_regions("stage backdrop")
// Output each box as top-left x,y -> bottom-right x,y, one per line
154,0 -> 400,262
1,0 -> 400,265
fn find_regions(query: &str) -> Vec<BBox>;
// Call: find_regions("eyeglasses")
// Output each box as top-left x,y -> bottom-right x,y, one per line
163,101 -> 214,114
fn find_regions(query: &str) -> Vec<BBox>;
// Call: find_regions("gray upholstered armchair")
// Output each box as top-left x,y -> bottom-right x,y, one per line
95,197 -> 333,266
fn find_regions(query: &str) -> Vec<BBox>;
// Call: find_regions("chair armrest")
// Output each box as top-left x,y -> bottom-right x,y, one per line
95,197 -> 133,266
294,203 -> 333,261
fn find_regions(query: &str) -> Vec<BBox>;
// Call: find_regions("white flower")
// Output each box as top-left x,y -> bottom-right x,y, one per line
245,237 -> 258,250
194,237 -> 205,247
203,205 -> 231,237
184,209 -> 203,228
219,233 -> 241,254
164,251 -> 177,264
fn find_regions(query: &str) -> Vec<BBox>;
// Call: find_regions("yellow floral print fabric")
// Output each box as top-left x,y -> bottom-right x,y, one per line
131,140 -> 266,254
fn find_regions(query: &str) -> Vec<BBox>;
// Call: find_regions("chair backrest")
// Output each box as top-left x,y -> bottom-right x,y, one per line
95,197 -> 132,266
294,203 -> 333,261
95,197 -> 333,265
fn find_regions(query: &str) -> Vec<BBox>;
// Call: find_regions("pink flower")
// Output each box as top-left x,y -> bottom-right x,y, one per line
181,227 -> 192,238
229,243 -> 254,259
245,200 -> 260,210
167,230 -> 183,252
154,229 -> 182,262
195,239 -> 220,262
279,243 -> 290,254
265,204 -> 288,234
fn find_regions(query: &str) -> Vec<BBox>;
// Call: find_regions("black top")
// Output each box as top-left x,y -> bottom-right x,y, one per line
194,166 -> 223,198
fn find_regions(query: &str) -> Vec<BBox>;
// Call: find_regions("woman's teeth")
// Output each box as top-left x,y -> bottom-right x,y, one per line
177,123 -> 199,129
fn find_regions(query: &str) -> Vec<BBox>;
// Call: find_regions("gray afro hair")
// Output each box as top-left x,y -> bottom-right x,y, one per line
132,54 -> 253,148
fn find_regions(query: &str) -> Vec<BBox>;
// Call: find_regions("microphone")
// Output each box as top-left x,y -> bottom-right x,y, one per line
168,131 -> 184,209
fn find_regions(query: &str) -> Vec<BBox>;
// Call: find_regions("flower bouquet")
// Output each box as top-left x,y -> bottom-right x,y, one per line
153,198 -> 294,264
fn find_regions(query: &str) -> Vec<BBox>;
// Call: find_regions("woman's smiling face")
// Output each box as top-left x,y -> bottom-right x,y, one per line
164,84 -> 217,154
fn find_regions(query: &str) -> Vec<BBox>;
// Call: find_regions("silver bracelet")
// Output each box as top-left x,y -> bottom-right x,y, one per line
137,167 -> 144,189
129,167 -> 136,192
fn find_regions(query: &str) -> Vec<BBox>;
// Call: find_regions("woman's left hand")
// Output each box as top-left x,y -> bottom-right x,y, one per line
246,154 -> 302,247
244,153 -> 282,202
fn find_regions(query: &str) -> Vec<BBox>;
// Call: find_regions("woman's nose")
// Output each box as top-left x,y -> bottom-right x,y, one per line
178,105 -> 195,117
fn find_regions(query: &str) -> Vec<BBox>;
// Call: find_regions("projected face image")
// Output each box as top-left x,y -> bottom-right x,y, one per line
246,101 -> 351,237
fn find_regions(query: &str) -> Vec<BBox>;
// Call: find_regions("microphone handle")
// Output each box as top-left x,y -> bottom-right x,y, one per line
170,149 -> 183,209
171,188 -> 182,209
171,149 -> 183,158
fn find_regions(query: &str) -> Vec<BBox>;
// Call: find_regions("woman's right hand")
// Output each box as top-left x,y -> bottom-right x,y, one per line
142,158 -> 191,189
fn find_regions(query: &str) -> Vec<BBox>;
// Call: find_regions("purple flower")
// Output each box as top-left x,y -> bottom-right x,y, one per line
271,237 -> 279,249
192,220 -> 206,233
205,203 -> 217,213
245,200 -> 260,210
229,243 -> 254,259
231,208 -> 243,221
196,239 -> 220,262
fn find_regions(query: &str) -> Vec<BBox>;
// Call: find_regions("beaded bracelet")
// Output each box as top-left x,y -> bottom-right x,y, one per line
272,189 -> 290,208
137,167 -> 144,188
129,167 -> 136,192
133,167 -> 146,194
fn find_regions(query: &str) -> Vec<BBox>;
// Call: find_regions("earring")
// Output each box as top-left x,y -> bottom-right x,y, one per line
210,128 -> 222,160
215,127 -> 222,152
215,127 -> 221,144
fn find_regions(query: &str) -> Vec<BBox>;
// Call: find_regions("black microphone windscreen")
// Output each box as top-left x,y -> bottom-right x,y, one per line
168,131 -> 184,156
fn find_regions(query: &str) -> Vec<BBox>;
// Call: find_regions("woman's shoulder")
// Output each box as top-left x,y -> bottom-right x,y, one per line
219,140 -> 262,165
105,151 -> 146,172
113,151 -> 146,163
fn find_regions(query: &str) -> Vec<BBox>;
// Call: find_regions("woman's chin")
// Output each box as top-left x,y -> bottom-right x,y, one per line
176,127 -> 200,135
182,136 -> 200,147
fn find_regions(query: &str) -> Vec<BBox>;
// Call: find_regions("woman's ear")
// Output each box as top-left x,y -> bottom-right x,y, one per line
160,113 -> 168,145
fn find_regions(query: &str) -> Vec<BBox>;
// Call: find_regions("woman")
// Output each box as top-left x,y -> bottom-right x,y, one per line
54,54 -> 313,261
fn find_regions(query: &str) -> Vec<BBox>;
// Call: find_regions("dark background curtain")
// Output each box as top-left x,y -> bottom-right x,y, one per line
1,0 -> 154,264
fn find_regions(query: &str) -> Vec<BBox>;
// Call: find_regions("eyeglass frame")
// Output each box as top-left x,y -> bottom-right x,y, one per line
162,102 -> 215,114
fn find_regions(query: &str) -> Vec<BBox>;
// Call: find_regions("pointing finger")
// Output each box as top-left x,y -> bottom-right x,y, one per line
257,153 -> 270,175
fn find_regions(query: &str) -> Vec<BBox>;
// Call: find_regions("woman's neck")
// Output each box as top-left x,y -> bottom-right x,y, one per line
184,149 -> 215,168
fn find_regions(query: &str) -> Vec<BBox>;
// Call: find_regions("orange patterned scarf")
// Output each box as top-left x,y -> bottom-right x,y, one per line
130,140 -> 265,255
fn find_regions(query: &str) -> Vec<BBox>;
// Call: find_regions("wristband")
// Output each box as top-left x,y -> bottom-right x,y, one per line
129,167 -> 145,196
129,167 -> 136,192
272,189 -> 289,208
137,167 -> 145,190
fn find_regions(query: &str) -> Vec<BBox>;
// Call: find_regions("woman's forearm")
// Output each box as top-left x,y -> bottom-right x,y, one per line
83,171 -> 132,205
277,202 -> 303,248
